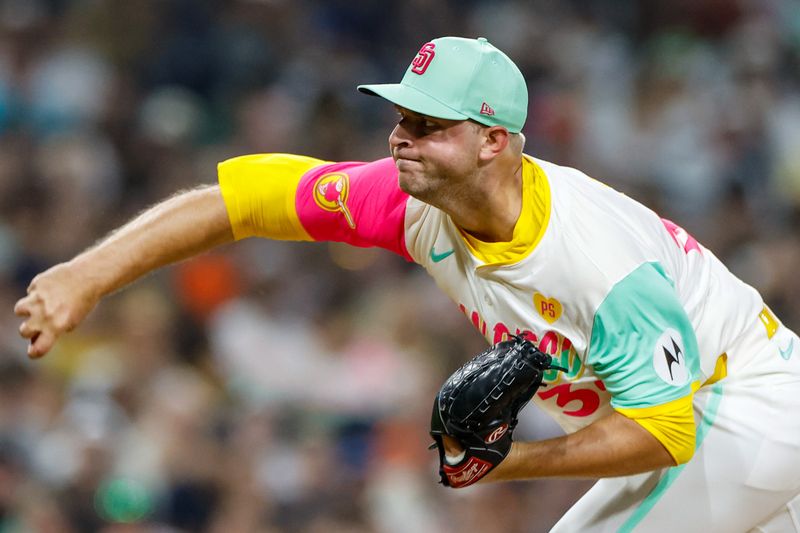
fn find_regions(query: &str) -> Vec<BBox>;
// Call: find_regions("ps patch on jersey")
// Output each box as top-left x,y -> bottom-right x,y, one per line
653,328 -> 690,386
534,293 -> 562,324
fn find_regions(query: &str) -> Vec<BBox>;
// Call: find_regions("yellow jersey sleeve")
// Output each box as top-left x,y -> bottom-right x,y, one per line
616,393 -> 696,465
217,153 -> 329,241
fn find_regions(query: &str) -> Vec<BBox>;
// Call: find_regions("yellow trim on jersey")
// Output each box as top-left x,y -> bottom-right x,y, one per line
759,305 -> 779,339
616,391 -> 697,465
460,156 -> 551,265
217,153 -> 328,241
702,353 -> 727,387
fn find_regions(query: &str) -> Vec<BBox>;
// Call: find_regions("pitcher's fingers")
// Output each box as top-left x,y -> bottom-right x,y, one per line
28,330 -> 54,359
442,434 -> 465,454
19,321 -> 39,339
13,297 -> 32,317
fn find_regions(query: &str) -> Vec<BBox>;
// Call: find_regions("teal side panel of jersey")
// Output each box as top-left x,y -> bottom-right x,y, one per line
587,262 -> 701,409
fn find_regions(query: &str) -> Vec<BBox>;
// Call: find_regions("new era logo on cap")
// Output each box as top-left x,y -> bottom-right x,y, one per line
480,102 -> 495,116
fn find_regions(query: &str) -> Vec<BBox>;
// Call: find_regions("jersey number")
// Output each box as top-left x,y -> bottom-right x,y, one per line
537,381 -> 605,417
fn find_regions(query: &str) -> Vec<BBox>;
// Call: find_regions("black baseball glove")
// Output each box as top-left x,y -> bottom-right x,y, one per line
429,335 -> 565,488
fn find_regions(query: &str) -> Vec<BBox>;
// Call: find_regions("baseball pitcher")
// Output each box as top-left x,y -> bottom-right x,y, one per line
15,37 -> 800,532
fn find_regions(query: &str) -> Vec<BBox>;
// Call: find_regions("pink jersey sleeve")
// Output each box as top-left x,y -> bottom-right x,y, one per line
295,157 -> 413,261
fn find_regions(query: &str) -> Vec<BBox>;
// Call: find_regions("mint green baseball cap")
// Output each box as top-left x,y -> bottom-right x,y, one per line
358,36 -> 528,133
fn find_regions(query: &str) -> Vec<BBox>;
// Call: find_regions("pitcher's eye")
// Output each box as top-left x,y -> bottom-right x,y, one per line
422,120 -> 442,132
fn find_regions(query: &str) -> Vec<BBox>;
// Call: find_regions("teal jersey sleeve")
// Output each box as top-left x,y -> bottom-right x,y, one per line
587,262 -> 701,409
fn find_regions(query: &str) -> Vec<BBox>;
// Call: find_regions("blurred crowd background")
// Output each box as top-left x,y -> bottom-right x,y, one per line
1,0 -> 800,531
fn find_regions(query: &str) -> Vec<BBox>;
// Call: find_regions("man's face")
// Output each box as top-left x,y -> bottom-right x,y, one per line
389,106 -> 484,204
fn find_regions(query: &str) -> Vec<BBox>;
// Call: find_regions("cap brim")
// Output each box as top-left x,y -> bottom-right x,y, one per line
357,83 -> 468,121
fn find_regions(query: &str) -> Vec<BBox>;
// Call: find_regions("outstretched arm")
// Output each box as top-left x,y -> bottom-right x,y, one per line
14,185 -> 234,358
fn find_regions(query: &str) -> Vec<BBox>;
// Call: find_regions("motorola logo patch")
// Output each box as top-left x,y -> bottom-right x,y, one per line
653,329 -> 690,386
